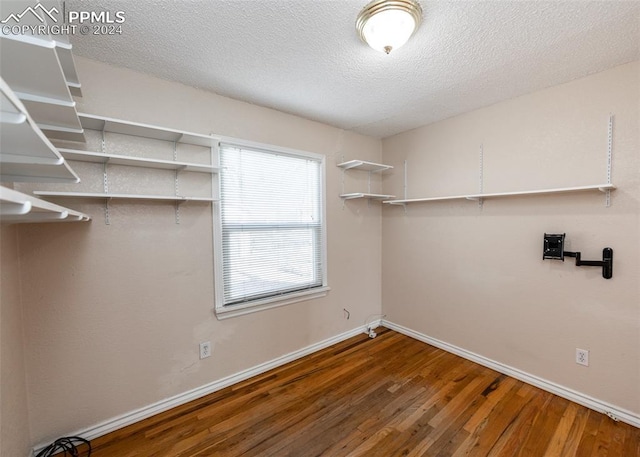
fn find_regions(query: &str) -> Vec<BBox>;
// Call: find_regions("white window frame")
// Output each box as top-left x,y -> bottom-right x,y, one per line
213,137 -> 329,319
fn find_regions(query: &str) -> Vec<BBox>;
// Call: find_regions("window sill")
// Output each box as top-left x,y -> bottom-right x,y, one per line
214,286 -> 331,320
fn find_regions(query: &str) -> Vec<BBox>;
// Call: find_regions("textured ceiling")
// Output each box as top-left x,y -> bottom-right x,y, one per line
68,0 -> 639,138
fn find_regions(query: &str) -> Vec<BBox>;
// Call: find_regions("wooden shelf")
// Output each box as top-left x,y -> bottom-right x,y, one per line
58,148 -> 219,173
1,77 -> 80,183
340,193 -> 396,200
1,186 -> 90,223
34,191 -> 217,202
384,184 -> 616,205
78,113 -> 218,147
337,160 -> 393,173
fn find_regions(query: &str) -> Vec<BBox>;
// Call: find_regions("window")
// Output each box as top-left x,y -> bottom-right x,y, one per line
214,140 -> 328,318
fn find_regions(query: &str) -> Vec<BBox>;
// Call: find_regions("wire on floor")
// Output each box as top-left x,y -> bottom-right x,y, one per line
35,436 -> 91,457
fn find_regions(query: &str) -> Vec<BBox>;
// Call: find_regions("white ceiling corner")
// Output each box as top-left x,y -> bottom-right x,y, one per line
68,0 -> 640,138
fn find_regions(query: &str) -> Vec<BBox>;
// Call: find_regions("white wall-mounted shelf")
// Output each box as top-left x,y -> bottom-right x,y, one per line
0,35 -> 84,141
54,40 -> 82,96
34,191 -> 217,203
0,77 -> 80,183
1,186 -> 90,223
337,160 -> 393,173
384,184 -> 616,205
389,119 -> 616,209
19,95 -> 81,131
78,113 -> 218,147
33,113 -> 220,224
0,36 -> 71,103
340,193 -> 396,200
57,148 -> 219,174
338,159 -> 393,203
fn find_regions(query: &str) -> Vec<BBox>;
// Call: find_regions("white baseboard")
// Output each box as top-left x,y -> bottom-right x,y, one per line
33,318 -> 637,455
32,324 -> 371,455
382,319 -> 640,429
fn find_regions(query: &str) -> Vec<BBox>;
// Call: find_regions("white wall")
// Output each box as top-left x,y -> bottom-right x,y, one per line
1,224 -> 31,457
8,56 -> 639,450
381,61 -> 640,415
16,57 -> 383,445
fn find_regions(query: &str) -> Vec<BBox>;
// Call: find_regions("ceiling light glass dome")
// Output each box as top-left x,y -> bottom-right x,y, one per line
356,0 -> 423,54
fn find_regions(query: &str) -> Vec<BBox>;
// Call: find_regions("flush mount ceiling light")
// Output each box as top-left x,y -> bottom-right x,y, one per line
356,0 -> 423,54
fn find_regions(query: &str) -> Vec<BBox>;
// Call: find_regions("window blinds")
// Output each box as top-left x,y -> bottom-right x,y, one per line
219,144 -> 324,306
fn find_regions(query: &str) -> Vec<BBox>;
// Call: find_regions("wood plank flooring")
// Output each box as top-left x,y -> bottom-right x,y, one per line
86,328 -> 640,456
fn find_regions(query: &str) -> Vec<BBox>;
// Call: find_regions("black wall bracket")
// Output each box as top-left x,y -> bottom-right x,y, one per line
563,248 -> 613,279
543,233 -> 613,279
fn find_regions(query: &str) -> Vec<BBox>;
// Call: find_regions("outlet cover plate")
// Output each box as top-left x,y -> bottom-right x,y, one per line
576,348 -> 589,366
200,341 -> 211,359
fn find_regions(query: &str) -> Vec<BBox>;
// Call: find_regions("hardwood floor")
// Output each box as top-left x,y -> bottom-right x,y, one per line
87,328 -> 640,456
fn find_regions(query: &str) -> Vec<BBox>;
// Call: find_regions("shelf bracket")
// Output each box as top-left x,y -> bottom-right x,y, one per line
102,129 -> 110,225
605,114 -> 613,208
340,154 -> 346,210
103,162 -> 110,225
174,141 -> 181,222
402,160 -> 408,214
174,167 -> 181,224
103,162 -> 109,193
104,197 -> 111,225
478,143 -> 484,209
367,171 -> 372,208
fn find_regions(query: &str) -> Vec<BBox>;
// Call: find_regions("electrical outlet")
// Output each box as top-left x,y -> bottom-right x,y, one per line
199,341 -> 211,359
576,348 -> 589,366
605,411 -> 619,422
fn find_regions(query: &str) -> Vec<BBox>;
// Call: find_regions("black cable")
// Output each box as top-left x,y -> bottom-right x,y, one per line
35,436 -> 91,457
